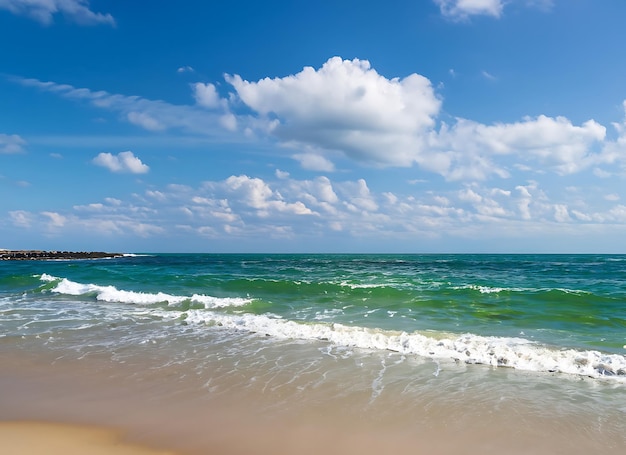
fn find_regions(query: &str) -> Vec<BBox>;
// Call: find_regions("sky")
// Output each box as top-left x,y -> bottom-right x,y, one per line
2,0 -> 626,253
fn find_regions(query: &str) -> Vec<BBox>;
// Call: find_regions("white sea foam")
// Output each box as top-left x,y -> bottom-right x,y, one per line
39,275 -> 252,308
36,274 -> 626,382
338,281 -> 386,289
458,284 -> 511,294
40,273 -> 58,282
183,310 -> 626,382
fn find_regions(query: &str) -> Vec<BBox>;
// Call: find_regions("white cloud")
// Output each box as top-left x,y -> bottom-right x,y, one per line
458,188 -> 483,204
0,133 -> 26,154
434,0 -> 504,20
0,0 -> 115,26
145,190 -> 167,201
177,66 -> 195,74
571,210 -> 592,222
337,179 -> 378,212
105,197 -> 122,206
433,0 -> 554,21
223,175 -> 316,217
224,57 -> 611,181
458,187 -> 509,217
193,82 -> 222,109
219,112 -> 237,131
554,204 -> 571,222
73,203 -> 104,212
41,211 -> 66,227
436,115 -> 607,178
593,168 -> 612,178
17,78 -> 229,137
290,176 -> 340,208
275,169 -> 290,179
8,171 -> 626,250
596,101 -> 626,173
226,57 -> 441,168
515,184 -> 533,220
93,151 -> 150,174
9,210 -> 32,227
127,112 -> 165,131
293,153 -> 336,172
16,59 -> 626,184
481,70 -> 497,81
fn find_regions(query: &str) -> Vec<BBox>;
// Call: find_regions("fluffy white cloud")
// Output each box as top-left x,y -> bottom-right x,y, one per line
224,57 -> 610,180
0,133 -> 26,154
596,101 -> 626,175
434,0 -> 504,20
193,82 -> 222,109
434,0 -> 554,20
337,179 -> 379,212
223,175 -> 316,217
0,0 -> 115,25
16,58 -> 625,184
226,57 -> 441,167
93,151 -> 150,174
8,170 -> 626,251
437,115 -> 607,178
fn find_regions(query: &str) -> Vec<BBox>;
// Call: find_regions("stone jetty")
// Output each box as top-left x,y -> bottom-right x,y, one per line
0,250 -> 124,261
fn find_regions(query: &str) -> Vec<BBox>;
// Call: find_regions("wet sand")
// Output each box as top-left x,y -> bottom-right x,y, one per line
1,342 -> 625,455
0,422 -> 176,455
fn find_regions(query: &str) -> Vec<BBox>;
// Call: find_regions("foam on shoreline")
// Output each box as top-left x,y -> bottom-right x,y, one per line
39,273 -> 626,381
2,337 -> 625,455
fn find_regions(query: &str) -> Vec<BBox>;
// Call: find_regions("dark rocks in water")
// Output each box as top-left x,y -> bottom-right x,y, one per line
0,250 -> 124,261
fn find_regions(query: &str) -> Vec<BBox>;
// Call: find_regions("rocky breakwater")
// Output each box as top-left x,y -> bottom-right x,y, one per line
0,250 -> 124,261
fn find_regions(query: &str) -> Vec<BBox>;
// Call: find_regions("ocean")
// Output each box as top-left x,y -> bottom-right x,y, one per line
1,253 -> 626,453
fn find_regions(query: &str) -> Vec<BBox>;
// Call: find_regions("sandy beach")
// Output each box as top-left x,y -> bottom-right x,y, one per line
0,422 -> 176,455
2,339 -> 624,455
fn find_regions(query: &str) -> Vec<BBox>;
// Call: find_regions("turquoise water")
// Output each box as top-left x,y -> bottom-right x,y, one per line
1,253 -> 625,380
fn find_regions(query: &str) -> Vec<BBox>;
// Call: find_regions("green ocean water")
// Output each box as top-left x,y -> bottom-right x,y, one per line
1,253 -> 625,380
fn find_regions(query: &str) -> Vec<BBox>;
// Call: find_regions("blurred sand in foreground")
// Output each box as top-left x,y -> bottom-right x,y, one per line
0,422 -> 177,455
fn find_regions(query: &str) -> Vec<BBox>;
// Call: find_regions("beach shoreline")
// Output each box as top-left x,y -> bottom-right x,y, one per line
2,339 -> 625,455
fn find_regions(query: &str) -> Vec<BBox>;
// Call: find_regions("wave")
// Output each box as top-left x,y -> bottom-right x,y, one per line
182,310 -> 626,382
39,274 -> 252,308
454,284 -> 592,295
36,275 -> 626,382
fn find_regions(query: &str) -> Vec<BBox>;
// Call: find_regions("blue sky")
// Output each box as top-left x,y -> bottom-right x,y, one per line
2,0 -> 626,253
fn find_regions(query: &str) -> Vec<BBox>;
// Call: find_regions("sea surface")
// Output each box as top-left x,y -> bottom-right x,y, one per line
2,253 -> 626,451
